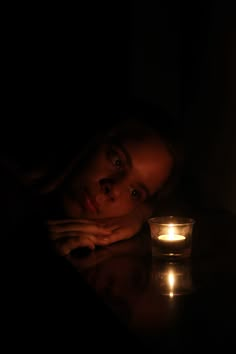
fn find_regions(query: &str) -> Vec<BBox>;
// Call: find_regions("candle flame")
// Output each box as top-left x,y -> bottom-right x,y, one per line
168,224 -> 175,240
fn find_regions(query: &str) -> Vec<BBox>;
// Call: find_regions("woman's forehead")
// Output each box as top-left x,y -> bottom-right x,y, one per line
122,133 -> 167,160
122,137 -> 173,195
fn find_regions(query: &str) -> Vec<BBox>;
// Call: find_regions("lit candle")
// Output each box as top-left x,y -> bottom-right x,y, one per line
158,224 -> 186,242
149,217 -> 193,258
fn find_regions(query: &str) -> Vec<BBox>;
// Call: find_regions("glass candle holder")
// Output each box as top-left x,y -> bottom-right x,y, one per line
148,216 -> 195,259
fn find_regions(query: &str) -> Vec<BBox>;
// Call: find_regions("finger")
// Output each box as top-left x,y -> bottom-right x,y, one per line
49,230 -> 98,241
98,222 -> 120,231
94,228 -> 133,246
47,219 -> 97,225
53,235 -> 96,256
96,217 -> 121,228
48,223 -> 113,236
47,219 -> 119,234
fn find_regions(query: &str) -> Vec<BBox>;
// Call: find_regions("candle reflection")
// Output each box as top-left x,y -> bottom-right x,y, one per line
152,260 -> 194,297
67,234 -> 181,334
167,271 -> 175,298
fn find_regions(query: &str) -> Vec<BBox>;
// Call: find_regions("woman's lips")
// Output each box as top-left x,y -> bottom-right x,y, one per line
83,190 -> 99,213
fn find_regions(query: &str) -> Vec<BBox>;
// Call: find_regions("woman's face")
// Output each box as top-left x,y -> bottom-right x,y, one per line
61,129 -> 173,219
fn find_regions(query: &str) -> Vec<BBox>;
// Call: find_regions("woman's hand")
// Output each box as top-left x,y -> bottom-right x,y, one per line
47,202 -> 152,255
99,212 -> 144,244
95,202 -> 152,245
47,219 -> 116,256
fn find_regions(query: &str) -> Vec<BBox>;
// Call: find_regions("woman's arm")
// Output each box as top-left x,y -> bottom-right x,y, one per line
47,201 -> 154,255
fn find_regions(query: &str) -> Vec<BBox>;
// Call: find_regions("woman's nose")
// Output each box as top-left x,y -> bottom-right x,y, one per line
100,178 -> 127,200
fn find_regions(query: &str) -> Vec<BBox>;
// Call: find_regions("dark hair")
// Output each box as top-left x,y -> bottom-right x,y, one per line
20,99 -> 185,198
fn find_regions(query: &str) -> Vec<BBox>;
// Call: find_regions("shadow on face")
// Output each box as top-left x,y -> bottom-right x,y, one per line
61,120 -> 174,220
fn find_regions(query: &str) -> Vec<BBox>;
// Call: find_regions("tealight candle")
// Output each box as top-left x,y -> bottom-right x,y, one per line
158,224 -> 186,243
158,235 -> 185,241
148,216 -> 195,259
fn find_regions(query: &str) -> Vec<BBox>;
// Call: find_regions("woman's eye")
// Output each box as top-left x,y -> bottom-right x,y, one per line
114,158 -> 122,167
130,188 -> 141,199
110,150 -> 123,169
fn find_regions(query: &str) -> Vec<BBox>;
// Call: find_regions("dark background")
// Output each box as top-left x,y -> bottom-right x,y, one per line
1,3 -> 235,350
2,1 -> 235,215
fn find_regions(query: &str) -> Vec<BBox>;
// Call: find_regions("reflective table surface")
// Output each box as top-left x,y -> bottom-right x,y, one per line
67,210 -> 236,352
